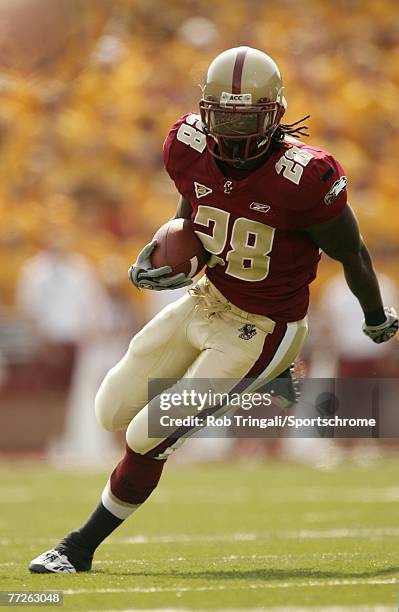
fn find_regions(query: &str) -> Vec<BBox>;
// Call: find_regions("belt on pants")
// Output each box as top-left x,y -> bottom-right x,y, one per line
189,276 -> 276,335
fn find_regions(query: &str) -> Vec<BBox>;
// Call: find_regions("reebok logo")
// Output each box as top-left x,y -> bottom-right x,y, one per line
194,182 -> 213,199
250,202 -> 271,213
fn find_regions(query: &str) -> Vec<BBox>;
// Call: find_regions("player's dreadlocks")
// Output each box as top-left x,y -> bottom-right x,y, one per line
273,114 -> 311,143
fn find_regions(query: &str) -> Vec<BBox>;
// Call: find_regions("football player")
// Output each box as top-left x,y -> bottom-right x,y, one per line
29,46 -> 398,573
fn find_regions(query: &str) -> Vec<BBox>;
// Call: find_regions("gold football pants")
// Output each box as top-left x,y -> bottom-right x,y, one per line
95,276 -> 308,458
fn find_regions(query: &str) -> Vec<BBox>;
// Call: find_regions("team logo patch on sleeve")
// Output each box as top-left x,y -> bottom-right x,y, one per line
238,324 -> 257,340
324,175 -> 347,205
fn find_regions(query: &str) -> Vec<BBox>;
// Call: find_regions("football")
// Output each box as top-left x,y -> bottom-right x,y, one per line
151,218 -> 208,278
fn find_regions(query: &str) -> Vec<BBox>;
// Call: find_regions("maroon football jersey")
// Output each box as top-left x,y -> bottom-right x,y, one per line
163,113 -> 347,322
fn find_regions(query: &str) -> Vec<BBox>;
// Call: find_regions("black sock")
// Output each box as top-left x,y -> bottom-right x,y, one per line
56,502 -> 123,566
77,502 -> 124,553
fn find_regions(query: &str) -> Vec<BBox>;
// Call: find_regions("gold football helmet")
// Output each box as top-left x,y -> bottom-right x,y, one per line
200,46 -> 287,163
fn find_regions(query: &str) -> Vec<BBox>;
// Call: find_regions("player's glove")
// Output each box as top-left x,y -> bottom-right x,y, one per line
362,306 -> 399,343
128,239 -> 192,291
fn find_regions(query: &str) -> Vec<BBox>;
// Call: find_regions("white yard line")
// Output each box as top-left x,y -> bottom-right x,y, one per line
0,537 -> 52,545
0,495 -> 32,503
90,550 -> 398,566
64,577 -> 396,596
151,486 -> 399,504
117,526 -> 399,544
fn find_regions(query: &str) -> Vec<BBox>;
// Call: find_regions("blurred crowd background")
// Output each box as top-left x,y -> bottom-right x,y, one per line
0,0 -> 398,461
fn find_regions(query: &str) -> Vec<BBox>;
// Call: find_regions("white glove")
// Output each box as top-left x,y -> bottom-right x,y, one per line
128,240 -> 192,291
362,306 -> 399,343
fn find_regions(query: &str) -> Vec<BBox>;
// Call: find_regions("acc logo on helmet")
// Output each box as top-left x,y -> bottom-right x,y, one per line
220,91 -> 253,106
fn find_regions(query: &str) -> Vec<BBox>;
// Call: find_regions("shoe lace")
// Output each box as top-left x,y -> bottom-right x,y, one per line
47,550 -> 71,566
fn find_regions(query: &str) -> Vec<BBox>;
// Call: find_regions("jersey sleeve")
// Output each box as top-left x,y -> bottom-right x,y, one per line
163,117 -> 181,181
163,113 -> 193,187
298,154 -> 348,228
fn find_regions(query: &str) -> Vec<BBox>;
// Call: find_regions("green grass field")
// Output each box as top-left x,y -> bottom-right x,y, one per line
1,457 -> 399,611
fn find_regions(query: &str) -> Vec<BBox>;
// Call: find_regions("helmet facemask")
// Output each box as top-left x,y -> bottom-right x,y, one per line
200,99 -> 285,165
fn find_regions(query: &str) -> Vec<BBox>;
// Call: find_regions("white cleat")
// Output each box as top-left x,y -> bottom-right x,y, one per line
29,549 -> 77,574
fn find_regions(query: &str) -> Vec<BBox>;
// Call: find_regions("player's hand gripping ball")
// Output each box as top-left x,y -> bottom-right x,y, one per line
151,218 -> 208,278
128,219 -> 208,291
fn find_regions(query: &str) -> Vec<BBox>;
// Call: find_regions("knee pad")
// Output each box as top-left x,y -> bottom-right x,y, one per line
126,416 -> 186,459
125,411 -> 151,455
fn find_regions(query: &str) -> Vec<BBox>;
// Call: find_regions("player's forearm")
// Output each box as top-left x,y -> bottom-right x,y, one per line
341,243 -> 385,324
173,195 -> 192,219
